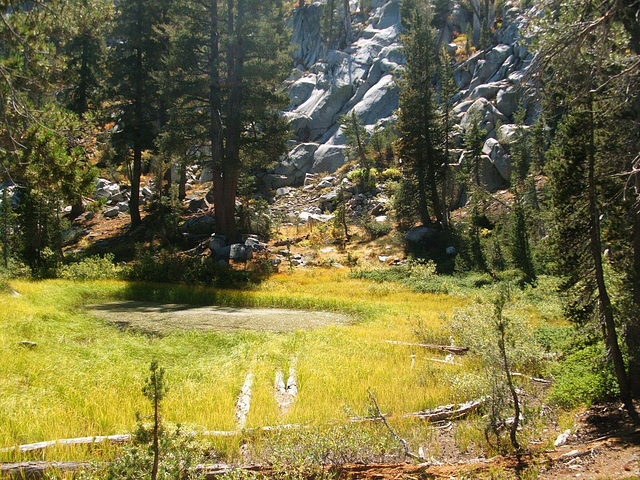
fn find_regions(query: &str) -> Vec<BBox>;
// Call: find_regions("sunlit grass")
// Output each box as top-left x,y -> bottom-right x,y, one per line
0,271 -> 555,462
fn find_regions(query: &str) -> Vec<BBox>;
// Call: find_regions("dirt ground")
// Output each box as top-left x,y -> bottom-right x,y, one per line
326,405 -> 640,480
86,301 -> 352,334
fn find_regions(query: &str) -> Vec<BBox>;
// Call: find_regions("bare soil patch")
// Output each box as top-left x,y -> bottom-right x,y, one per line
86,301 -> 352,334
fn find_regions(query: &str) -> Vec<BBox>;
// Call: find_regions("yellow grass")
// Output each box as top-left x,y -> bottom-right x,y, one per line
0,272 -> 478,461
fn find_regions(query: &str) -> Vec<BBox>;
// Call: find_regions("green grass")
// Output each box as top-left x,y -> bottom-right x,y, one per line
0,271 -> 560,462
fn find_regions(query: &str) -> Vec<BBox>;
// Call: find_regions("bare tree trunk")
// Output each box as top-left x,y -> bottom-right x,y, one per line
343,0 -> 351,46
628,208 -> 640,399
129,1 -> 144,228
587,98 -> 638,421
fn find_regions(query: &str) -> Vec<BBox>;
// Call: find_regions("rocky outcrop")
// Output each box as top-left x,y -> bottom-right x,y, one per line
272,0 -> 403,186
266,0 -> 540,194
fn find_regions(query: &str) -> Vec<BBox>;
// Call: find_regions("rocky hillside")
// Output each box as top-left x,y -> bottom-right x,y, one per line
263,0 -> 541,194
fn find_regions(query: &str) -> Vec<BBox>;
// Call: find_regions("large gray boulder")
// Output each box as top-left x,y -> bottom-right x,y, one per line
262,174 -> 293,190
312,145 -> 347,173
291,81 -> 354,141
229,244 -> 253,261
181,216 -> 216,236
461,98 -> 508,137
457,151 -> 508,192
349,74 -> 398,125
275,143 -> 319,178
470,81 -> 507,101
469,44 -> 512,89
483,138 -> 512,183
371,0 -> 400,30
289,75 -> 317,107
497,124 -> 529,146
496,86 -> 522,118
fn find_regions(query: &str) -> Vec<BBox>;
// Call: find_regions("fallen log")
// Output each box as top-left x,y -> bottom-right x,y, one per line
404,398 -> 485,422
0,435 -> 132,454
510,372 -> 552,384
2,399 -> 485,457
1,461 -> 95,479
383,340 -> 469,355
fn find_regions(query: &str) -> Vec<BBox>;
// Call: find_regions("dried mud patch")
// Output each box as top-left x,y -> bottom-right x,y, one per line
86,301 -> 352,334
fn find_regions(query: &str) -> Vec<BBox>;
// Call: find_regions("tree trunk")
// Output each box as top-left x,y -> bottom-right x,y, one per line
129,2 -> 144,228
416,157 -> 430,225
587,99 -> 637,420
178,163 -> 187,201
343,0 -> 351,46
423,95 -> 442,223
212,168 -> 239,241
628,209 -> 640,399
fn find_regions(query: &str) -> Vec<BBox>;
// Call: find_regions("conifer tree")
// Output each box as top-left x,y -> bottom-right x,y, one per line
508,108 -> 536,284
62,0 -> 114,118
110,0 -> 170,227
161,0 -> 288,241
396,0 -> 443,225
538,0 -> 640,413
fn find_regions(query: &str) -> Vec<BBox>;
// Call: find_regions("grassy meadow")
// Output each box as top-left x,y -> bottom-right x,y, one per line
0,270 -> 562,462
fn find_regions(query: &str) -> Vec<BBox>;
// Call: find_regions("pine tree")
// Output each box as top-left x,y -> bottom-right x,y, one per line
438,50 -> 456,226
396,0 -> 443,225
508,108 -> 536,284
161,0 -> 289,241
538,0 -> 640,414
62,0 -> 114,118
110,0 -> 170,227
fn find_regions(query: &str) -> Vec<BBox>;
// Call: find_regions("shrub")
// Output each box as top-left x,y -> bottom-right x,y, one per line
255,423 -> 399,472
58,254 -> 124,280
551,342 -> 619,407
450,288 -> 543,453
125,251 -> 260,287
104,425 -> 205,480
363,219 -> 392,239
381,168 -> 402,181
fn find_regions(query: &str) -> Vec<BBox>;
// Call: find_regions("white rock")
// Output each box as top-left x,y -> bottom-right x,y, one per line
554,429 -> 572,448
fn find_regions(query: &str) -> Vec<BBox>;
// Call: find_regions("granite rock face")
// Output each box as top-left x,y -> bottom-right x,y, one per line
266,0 -> 540,193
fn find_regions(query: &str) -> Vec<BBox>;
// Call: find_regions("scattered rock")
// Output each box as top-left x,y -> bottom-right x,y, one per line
103,207 -> 120,219
229,244 -> 253,261
181,216 -> 216,236
188,197 -> 209,212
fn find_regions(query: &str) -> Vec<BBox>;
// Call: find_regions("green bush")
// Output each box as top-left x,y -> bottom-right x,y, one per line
381,168 -> 402,181
105,425 -> 205,480
351,261 -> 448,294
255,423 -> 399,471
551,342 -> 619,407
126,252 -> 261,287
58,254 -> 124,280
363,219 -> 392,239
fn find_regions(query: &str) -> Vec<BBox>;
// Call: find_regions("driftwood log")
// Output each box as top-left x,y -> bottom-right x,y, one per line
2,399 -> 485,458
0,434 -> 132,454
1,461 -> 95,479
404,398 -> 485,422
383,340 -> 469,355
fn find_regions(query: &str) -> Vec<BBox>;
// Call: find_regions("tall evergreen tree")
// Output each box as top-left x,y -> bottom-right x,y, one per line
61,0 -> 114,118
162,0 -> 288,241
537,0 -> 640,413
1,2 -> 96,272
110,0 -> 170,227
396,0 -> 443,225
508,108 -> 536,284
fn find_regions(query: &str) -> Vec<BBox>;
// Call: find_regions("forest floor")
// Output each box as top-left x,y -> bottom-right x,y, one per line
323,404 -> 640,480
